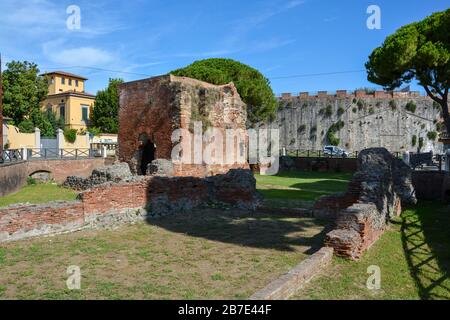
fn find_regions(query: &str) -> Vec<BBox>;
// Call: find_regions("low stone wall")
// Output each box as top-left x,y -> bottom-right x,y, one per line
324,203 -> 388,260
0,161 -> 28,197
289,157 -> 357,173
313,148 -> 415,260
253,157 -> 357,174
249,247 -> 334,300
0,169 -> 260,242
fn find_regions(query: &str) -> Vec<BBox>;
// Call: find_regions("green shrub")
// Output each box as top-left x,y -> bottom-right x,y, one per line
418,137 -> 424,150
357,100 -> 364,110
63,128 -> 77,143
389,100 -> 397,110
27,176 -> 37,185
352,107 -> 357,113
433,101 -> 442,110
412,135 -> 417,146
325,105 -> 333,117
326,121 -> 345,146
369,107 -> 375,114
427,131 -> 437,141
436,122 -> 446,132
171,58 -> 278,123
18,119 -> 34,133
337,107 -> 345,116
297,125 -> 306,134
405,101 -> 417,113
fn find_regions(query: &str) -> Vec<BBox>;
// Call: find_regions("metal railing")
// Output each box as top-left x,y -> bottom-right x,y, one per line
281,149 -> 402,159
27,148 -> 96,160
0,149 -> 24,164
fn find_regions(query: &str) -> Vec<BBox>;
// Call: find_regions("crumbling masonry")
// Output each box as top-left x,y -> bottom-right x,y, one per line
313,148 -> 417,260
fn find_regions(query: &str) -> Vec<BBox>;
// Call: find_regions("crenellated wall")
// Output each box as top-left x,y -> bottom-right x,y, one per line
273,90 -> 445,153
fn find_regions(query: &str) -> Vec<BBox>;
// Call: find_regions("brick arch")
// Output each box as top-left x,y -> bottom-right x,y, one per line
25,158 -> 110,183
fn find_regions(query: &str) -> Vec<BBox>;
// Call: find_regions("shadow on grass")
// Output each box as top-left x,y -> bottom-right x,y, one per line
147,209 -> 331,253
400,202 -> 450,300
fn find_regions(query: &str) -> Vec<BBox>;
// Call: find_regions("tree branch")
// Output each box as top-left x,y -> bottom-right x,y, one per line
423,85 -> 443,104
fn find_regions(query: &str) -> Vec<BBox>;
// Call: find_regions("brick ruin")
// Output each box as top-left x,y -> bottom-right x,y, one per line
313,148 -> 417,259
0,167 -> 261,242
118,74 -> 249,177
0,75 -> 261,242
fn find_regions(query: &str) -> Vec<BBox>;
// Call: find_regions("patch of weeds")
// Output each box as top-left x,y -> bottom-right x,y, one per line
405,101 -> 417,113
211,273 -> 225,281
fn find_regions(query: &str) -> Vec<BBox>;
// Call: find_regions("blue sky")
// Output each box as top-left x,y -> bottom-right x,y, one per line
1,0 -> 448,95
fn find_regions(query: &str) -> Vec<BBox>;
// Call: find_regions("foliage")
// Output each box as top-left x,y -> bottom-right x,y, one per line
17,119 -> 34,133
427,131 -> 437,141
171,58 -> 278,123
297,125 -> 306,134
326,121 -> 345,146
366,9 -> 450,133
63,128 -> 77,143
325,105 -> 333,117
418,137 -> 424,150
27,177 -> 37,186
405,101 -> 417,113
91,78 -> 124,134
357,100 -> 364,110
412,134 -> 417,146
389,100 -> 397,110
352,107 -> 357,113
2,61 -> 48,124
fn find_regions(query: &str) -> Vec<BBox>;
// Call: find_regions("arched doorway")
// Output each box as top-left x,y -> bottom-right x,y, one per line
140,140 -> 156,175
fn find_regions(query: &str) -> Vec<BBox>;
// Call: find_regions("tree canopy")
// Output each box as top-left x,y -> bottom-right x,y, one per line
170,58 -> 278,123
366,9 -> 450,133
2,61 -> 48,124
91,78 -> 124,134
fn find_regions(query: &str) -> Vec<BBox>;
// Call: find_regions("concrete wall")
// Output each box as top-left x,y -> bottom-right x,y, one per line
273,91 -> 444,153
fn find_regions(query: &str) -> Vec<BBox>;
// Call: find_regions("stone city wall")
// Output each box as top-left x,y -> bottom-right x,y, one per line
273,90 -> 444,153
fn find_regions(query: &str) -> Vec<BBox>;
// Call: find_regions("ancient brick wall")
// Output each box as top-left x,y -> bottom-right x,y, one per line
273,90 -> 444,153
315,148 -> 413,260
0,201 -> 85,241
26,158 -> 112,183
0,158 -> 111,197
118,74 -> 248,177
0,169 -> 260,242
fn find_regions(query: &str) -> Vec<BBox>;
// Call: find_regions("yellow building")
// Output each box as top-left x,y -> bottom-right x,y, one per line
40,71 -> 96,131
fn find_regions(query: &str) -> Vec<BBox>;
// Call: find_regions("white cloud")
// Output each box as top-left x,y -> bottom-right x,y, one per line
42,40 -> 114,66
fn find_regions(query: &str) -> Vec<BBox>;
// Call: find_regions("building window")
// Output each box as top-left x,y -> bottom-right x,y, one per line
51,77 -> 55,84
75,80 -> 79,87
61,77 -> 65,85
59,104 -> 66,121
69,79 -> 72,86
81,105 -> 89,123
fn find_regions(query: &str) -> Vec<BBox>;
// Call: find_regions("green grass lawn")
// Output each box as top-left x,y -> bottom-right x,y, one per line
0,209 -> 327,299
293,201 -> 450,300
256,171 -> 352,207
0,183 -> 78,208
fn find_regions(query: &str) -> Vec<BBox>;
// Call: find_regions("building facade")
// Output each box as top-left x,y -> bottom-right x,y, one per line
40,71 -> 95,131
